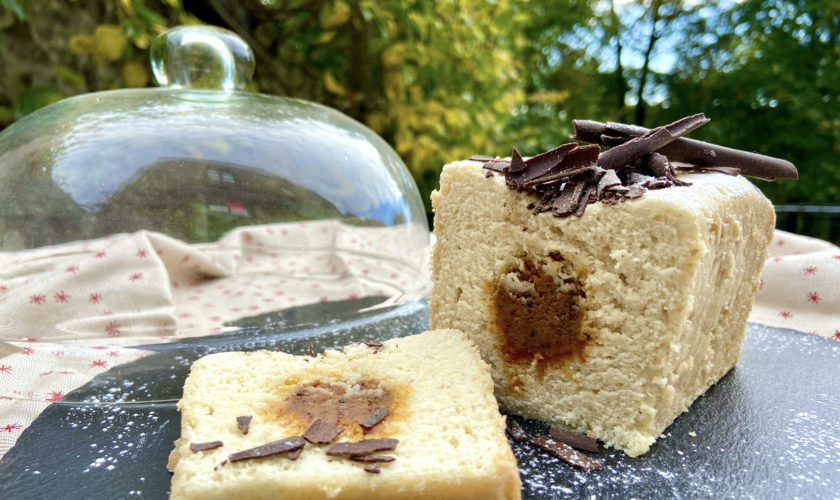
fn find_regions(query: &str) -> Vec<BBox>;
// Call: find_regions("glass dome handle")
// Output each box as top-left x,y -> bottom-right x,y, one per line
150,26 -> 255,91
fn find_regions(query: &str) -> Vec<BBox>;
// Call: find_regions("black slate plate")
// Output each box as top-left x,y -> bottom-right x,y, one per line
1,301 -> 838,499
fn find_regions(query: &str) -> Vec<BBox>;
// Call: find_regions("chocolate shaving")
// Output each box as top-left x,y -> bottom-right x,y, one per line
228,436 -> 305,462
508,147 -> 527,173
349,454 -> 396,463
595,168 -> 622,198
469,155 -> 496,162
236,415 -> 252,435
552,181 -> 585,217
574,182 -> 597,217
483,160 -> 510,172
303,418 -> 345,444
190,440 -> 223,453
287,447 -> 303,460
326,438 -> 399,456
530,434 -> 602,472
548,427 -> 599,453
516,143 -> 579,183
645,152 -> 670,178
512,143 -> 588,188
505,419 -> 529,442
364,340 -> 383,349
359,408 -> 389,430
364,464 -> 381,474
309,344 -> 316,357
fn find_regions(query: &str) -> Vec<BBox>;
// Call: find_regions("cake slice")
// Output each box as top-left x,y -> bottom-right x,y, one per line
168,330 -> 521,499
429,118 -> 782,457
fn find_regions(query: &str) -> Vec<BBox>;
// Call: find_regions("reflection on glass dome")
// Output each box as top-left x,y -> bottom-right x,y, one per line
0,29 -> 430,349
0,91 -> 425,250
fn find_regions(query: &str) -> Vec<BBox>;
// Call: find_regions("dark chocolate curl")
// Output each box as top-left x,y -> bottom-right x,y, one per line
573,117 -> 798,180
597,114 -> 710,171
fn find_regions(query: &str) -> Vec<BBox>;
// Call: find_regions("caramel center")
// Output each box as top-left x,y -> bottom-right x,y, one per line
490,255 -> 588,363
284,380 -> 393,427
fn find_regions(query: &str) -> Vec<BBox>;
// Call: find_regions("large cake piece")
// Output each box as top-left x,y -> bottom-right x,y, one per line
168,330 -> 521,499
429,115 -> 792,457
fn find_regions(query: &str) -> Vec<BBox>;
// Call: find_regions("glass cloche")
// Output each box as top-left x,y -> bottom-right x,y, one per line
0,26 -> 431,344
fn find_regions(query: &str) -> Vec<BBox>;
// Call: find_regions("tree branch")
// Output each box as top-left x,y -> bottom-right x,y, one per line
635,0 -> 661,125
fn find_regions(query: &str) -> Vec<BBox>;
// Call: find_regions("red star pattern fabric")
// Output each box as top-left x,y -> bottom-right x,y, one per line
0,341 -> 148,456
0,221 -> 429,458
752,230 -> 840,340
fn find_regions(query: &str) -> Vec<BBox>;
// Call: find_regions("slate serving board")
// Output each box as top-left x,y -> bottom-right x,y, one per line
1,300 -> 838,499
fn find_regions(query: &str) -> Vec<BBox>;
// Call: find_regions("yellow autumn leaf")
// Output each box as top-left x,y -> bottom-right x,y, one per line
443,109 -> 463,128
119,0 -> 135,17
365,111 -> 389,133
94,25 -> 128,61
382,43 -> 408,68
323,71 -> 347,96
321,0 -> 351,30
122,61 -> 149,88
528,90 -> 570,105
394,125 -> 413,155
317,30 -> 337,44
69,33 -> 94,55
383,71 -> 405,101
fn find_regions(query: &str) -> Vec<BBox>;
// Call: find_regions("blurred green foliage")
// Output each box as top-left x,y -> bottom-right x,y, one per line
0,0 -> 838,240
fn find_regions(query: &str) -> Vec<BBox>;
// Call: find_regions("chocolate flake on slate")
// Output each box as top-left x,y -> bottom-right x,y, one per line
303,418 -> 345,444
326,438 -> 399,456
364,340 -> 384,349
236,415 -> 252,435
530,434 -> 603,472
506,419 -> 529,442
359,408 -> 390,430
190,440 -> 223,453
228,436 -> 305,462
364,464 -> 381,474
548,427 -> 600,453
349,454 -> 396,463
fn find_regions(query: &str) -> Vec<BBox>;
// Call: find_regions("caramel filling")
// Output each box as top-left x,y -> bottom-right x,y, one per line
284,380 -> 393,428
490,255 -> 588,364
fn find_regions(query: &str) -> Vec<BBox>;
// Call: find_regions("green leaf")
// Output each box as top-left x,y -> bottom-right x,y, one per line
15,86 -> 65,120
1,0 -> 25,21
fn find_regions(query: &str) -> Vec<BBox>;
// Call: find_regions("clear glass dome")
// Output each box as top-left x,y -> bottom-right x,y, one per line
0,26 -> 430,344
